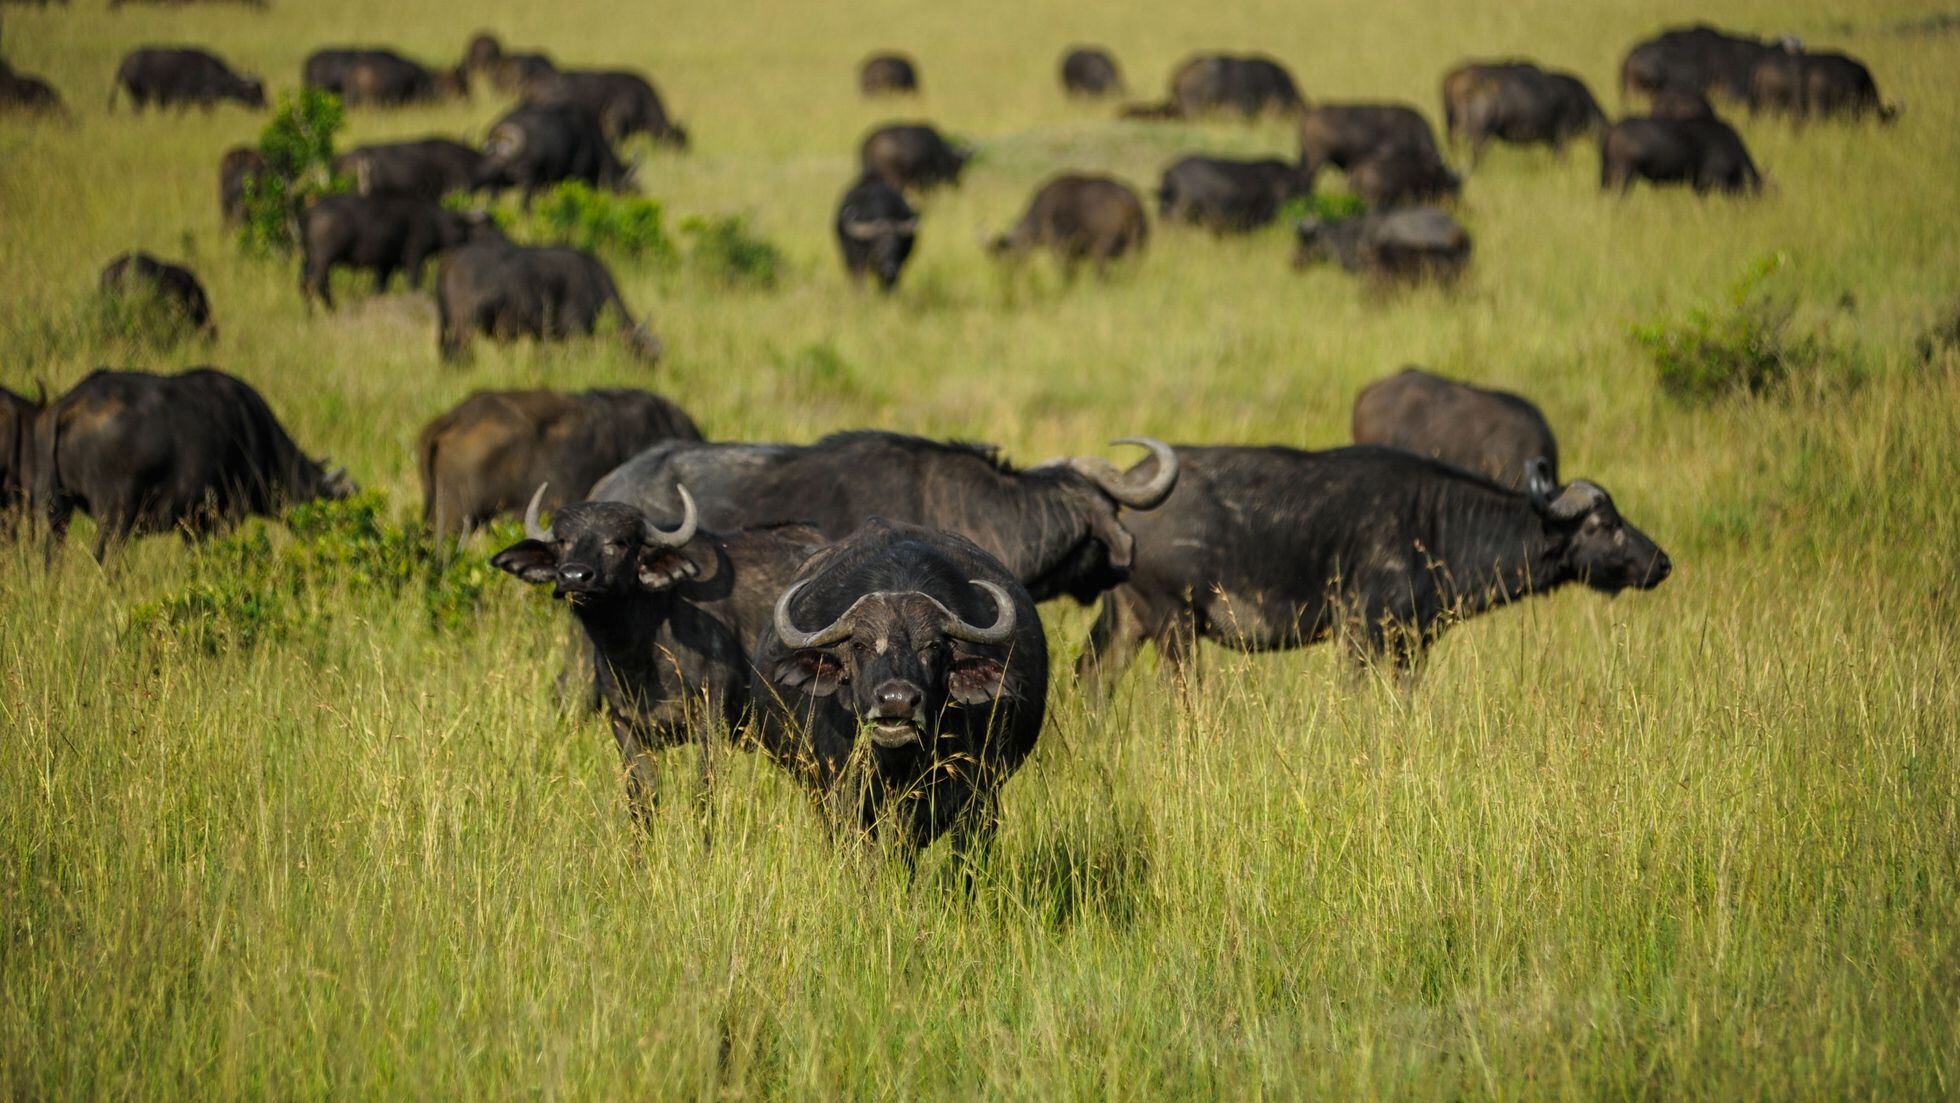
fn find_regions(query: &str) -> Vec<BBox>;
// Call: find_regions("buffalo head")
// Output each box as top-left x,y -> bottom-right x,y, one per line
840,213 -> 919,291
492,484 -> 700,598
1029,437 -> 1179,602
1534,478 -> 1671,592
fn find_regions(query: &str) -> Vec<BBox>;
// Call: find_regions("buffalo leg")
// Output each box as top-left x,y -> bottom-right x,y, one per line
372,263 -> 396,296
1075,587 -> 1149,694
610,715 -> 662,830
302,259 -> 334,310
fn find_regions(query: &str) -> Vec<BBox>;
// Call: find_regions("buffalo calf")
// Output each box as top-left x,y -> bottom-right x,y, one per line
1061,47 -> 1123,97
860,53 -> 919,96
991,174 -> 1148,272
99,252 -> 216,338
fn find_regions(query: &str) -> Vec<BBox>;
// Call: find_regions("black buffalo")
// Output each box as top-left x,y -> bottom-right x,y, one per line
1061,46 -> 1123,97
99,252 -> 216,337
1346,148 -> 1462,208
835,175 -> 919,292
334,139 -> 487,201
112,47 -> 264,111
2,384 -> 44,519
1442,61 -> 1606,160
1294,207 -> 1470,282
218,145 -> 265,224
1156,155 -> 1312,232
753,519 -> 1046,859
302,48 -> 465,108
494,488 -> 825,824
1076,445 -> 1670,687
524,69 -> 687,147
859,123 -> 971,191
860,53 -> 919,96
1621,24 -> 1788,105
0,61 -> 62,114
37,368 -> 351,560
1648,87 -> 1715,119
1158,53 -> 1303,117
1351,366 -> 1559,491
588,431 -> 1180,605
435,241 -> 663,362
991,174 -> 1148,272
1749,49 -> 1895,122
1298,103 -> 1444,177
1599,116 -> 1761,194
478,102 -> 632,206
419,388 -> 703,537
299,195 -> 500,309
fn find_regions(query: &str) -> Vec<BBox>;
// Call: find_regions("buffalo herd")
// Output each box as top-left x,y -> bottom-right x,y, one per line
0,16 -> 1902,862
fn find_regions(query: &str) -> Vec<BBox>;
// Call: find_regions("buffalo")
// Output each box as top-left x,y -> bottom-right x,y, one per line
0,61 -> 62,114
1346,148 -> 1462,208
2,384 -> 43,519
218,145 -> 265,224
1075,444 -> 1670,688
37,368 -> 352,561
478,102 -> 632,207
835,175 -> 919,292
1298,103 -> 1444,177
1351,366 -> 1559,491
299,195 -> 500,309
1156,155 -> 1312,232
990,174 -> 1149,272
524,69 -> 687,147
462,32 -> 503,77
334,138 -> 488,201
1061,46 -> 1123,97
859,123 -> 971,191
1442,61 -> 1606,160
860,53 -> 919,96
588,431 -> 1180,605
753,519 -> 1046,859
1294,206 -> 1470,282
1648,87 -> 1715,119
1621,24 -> 1788,105
419,388 -> 703,537
302,48 -> 466,108
1164,53 -> 1303,117
435,241 -> 663,362
98,252 -> 215,338
1599,115 -> 1761,195
462,34 -> 556,93
1749,50 -> 1895,122
112,47 -> 264,111
493,488 -> 826,825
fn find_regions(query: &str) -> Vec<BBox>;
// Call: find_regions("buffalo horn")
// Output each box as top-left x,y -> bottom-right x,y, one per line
640,485 -> 698,548
773,579 -> 860,650
1070,437 -> 1179,509
1545,480 -> 1606,521
932,580 -> 1017,645
523,482 -> 554,541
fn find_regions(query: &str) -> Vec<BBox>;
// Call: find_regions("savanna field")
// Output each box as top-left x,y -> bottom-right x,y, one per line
3,0 -> 1959,1095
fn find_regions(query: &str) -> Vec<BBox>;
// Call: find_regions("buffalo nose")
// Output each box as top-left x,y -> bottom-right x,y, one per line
1651,554 -> 1672,584
872,681 -> 921,719
557,564 -> 595,588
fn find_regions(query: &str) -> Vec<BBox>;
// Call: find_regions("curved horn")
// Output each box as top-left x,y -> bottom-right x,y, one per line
640,485 -> 697,548
523,482 -> 553,541
1545,480 -> 1606,522
772,579 -> 859,650
1070,437 -> 1179,509
934,580 -> 1017,645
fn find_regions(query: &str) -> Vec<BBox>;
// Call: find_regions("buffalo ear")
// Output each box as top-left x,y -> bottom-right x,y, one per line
636,547 -> 698,590
772,652 -> 845,697
1090,511 -> 1135,570
1524,457 -> 1557,503
948,656 -> 1006,705
491,539 -> 557,584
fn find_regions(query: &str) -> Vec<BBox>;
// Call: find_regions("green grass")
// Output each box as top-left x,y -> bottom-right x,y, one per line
3,0 -> 1959,1096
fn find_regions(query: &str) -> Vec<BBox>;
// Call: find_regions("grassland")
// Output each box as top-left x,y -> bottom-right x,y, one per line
3,0 -> 1959,1096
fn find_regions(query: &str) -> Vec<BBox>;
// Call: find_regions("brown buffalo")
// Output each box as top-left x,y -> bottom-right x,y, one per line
991,174 -> 1148,272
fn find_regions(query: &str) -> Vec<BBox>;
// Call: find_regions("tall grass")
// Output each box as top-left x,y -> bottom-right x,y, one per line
2,0 -> 1958,1096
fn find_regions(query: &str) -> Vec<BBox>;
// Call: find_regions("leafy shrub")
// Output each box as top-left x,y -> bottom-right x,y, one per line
1630,253 -> 1821,400
129,492 -> 492,654
528,182 -> 677,262
1281,191 -> 1367,224
681,214 -> 783,288
238,89 -> 348,256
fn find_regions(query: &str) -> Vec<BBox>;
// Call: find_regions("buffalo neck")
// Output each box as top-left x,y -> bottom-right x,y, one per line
568,589 -> 678,714
1414,479 -> 1572,612
944,469 -> 1092,584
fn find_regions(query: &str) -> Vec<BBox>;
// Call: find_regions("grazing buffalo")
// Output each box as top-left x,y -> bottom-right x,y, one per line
112,47 -> 264,111
99,252 -> 215,337
334,138 -> 487,201
1061,46 -> 1123,97
478,102 -> 632,206
859,53 -> 919,95
859,123 -> 971,191
299,195 -> 500,309
2,384 -> 44,519
1298,103 -> 1444,177
302,48 -> 466,108
835,175 -> 919,292
0,61 -> 62,114
1076,445 -> 1670,687
435,241 -> 662,362
1347,149 -> 1461,208
462,33 -> 556,92
1599,116 -> 1761,194
1294,207 -> 1470,282
590,432 -> 1178,605
991,174 -> 1148,272
1621,24 -> 1787,105
1351,366 -> 1559,490
1165,53 -> 1303,117
37,368 -> 352,560
753,519 -> 1046,859
1749,50 -> 1894,121
218,145 -> 265,224
1156,155 -> 1312,232
1442,61 -> 1606,160
524,69 -> 687,147
419,388 -> 703,536
494,489 -> 826,824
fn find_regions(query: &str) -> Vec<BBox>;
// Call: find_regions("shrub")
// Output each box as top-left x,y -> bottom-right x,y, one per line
681,214 -> 783,289
1630,253 -> 1820,400
1281,191 -> 1367,224
238,89 -> 348,256
528,182 -> 677,262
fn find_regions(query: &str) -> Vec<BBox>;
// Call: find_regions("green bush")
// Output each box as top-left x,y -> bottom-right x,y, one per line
238,89 -> 348,256
528,182 -> 677,262
1631,253 -> 1820,400
129,492 -> 492,654
681,214 -> 783,288
1281,191 -> 1368,224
